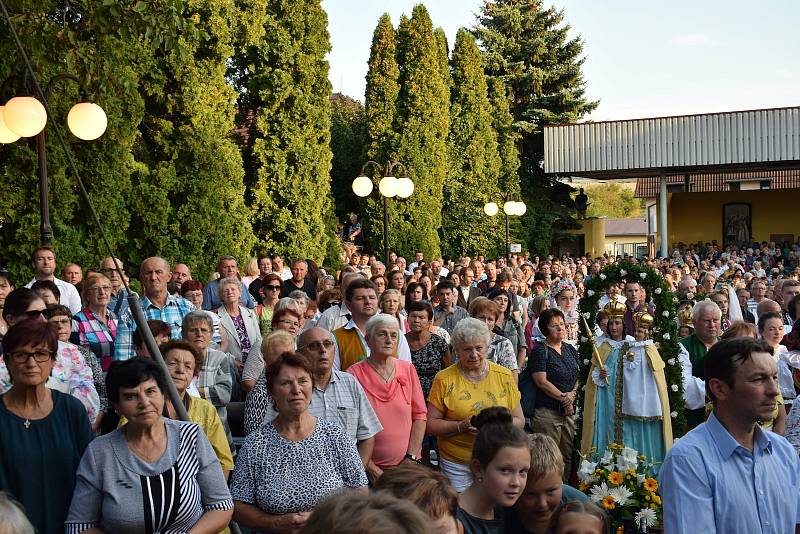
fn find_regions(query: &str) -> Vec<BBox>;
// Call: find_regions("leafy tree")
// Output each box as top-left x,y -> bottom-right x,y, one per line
581,182 -> 644,219
442,29 -> 502,258
389,4 -> 450,259
329,93 -> 367,221
474,0 -> 598,254
362,13 -> 401,255
233,0 -> 333,264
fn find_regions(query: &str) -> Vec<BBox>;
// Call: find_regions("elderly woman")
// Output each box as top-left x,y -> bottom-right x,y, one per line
242,331 -> 297,435
0,319 -> 92,534
488,288 -> 526,370
46,305 -> 108,433
380,289 -> 408,333
73,273 -> 117,372
231,352 -> 367,532
0,289 -> 100,425
405,300 -> 451,399
216,277 -> 262,373
469,298 -> 518,374
65,357 -> 233,533
242,306 -> 301,389
181,311 -> 233,439
347,314 -> 427,482
180,280 -> 223,346
426,318 -> 523,492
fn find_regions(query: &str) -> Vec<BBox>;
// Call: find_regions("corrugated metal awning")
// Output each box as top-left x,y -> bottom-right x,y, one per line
634,169 -> 800,198
544,107 -> 800,178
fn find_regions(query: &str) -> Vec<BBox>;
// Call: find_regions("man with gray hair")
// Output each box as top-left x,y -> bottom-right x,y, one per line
280,258 -> 316,300
115,257 -> 196,360
679,300 -> 722,429
202,255 -> 256,310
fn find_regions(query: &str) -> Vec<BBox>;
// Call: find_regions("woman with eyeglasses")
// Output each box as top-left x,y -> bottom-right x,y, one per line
0,318 -> 92,534
0,289 -> 100,426
255,273 -> 282,336
242,306 -> 302,389
72,273 -> 118,372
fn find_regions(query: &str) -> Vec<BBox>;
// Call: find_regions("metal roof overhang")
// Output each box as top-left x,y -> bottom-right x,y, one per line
543,107 -> 800,180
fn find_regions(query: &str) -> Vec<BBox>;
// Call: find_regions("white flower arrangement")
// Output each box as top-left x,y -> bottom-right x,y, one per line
640,272 -> 647,279
670,411 -> 678,418
662,333 -> 670,340
599,273 -> 607,280
671,384 -> 679,392
662,310 -> 670,317
587,289 -> 595,297
654,287 -> 662,294
620,269 -> 627,276
584,359 -> 590,365
667,358 -> 676,365
610,486 -> 633,506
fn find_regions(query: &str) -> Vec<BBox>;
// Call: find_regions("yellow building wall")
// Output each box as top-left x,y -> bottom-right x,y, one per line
605,234 -> 648,246
667,189 -> 800,245
568,218 -> 606,257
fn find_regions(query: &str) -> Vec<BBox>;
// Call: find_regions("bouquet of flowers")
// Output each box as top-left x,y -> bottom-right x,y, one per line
577,443 -> 662,532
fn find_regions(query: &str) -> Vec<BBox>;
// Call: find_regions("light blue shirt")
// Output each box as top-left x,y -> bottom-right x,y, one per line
660,411 -> 800,534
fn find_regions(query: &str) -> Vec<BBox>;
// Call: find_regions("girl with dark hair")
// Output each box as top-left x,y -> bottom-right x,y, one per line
456,407 -> 530,534
405,281 -> 428,304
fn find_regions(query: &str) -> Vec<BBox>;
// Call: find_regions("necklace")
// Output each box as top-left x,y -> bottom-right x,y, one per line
24,419 -> 30,429
366,358 -> 395,383
458,361 -> 489,383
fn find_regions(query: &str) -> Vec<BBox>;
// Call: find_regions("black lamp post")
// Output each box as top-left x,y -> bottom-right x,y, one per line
0,73 -> 107,245
352,160 -> 414,265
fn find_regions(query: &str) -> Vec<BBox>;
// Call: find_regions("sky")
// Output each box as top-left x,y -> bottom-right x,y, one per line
323,0 -> 800,121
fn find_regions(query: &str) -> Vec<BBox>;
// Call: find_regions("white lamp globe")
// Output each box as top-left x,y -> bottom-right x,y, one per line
516,201 -> 527,215
395,177 -> 414,198
379,175 -> 398,198
3,96 -> 47,137
0,106 -> 21,143
483,202 -> 499,216
67,102 -> 107,141
503,200 -> 516,215
352,175 -> 373,197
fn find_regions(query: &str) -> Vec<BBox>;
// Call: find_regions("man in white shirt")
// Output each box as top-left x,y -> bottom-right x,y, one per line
25,246 -> 81,314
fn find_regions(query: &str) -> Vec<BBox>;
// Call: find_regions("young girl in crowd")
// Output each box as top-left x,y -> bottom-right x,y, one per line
456,407 -> 530,534
548,501 -> 610,534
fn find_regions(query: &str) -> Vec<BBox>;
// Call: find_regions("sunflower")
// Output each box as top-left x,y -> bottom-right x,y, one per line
601,496 -> 616,510
608,471 -> 624,485
643,478 -> 659,492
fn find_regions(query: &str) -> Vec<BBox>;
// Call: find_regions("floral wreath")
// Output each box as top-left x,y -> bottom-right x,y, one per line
550,278 -> 576,298
576,261 -> 686,444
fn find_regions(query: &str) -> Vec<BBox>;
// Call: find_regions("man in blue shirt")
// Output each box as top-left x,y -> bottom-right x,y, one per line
661,337 -> 800,533
202,255 -> 255,310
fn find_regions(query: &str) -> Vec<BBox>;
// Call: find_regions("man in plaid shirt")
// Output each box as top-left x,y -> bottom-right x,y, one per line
114,257 -> 195,360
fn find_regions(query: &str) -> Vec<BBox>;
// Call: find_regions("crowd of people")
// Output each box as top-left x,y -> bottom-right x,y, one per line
1,237 -> 800,533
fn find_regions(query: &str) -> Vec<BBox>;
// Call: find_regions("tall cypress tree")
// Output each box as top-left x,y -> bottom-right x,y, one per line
234,0 -> 333,263
442,29 -> 502,258
329,93 -> 367,220
434,27 -> 452,92
390,4 -> 449,259
474,0 -> 598,254
127,0 -> 254,279
362,13 -> 400,254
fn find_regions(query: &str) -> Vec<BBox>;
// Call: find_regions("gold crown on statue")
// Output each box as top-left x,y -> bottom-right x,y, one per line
603,300 -> 627,319
677,307 -> 693,327
633,311 -> 654,329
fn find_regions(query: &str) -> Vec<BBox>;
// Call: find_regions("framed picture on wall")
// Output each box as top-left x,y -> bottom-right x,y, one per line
723,203 -> 751,246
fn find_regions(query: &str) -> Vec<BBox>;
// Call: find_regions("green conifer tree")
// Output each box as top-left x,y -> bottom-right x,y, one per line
474,0 -> 598,254
234,0 -> 333,263
390,4 -> 449,259
442,29 -> 502,258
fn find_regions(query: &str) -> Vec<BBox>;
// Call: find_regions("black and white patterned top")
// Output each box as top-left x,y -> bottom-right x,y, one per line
65,419 -> 233,534
410,333 -> 450,398
230,419 -> 367,522
243,375 -> 273,436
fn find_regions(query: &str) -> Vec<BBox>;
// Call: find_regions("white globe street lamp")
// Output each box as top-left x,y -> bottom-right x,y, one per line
67,101 -> 108,141
352,175 -> 373,197
395,177 -> 414,198
0,106 -> 21,143
379,175 -> 398,198
483,202 -> 499,216
3,96 -> 47,137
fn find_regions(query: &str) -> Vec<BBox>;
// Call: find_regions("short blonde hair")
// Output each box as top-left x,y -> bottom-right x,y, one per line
527,434 -> 564,480
260,330 -> 296,368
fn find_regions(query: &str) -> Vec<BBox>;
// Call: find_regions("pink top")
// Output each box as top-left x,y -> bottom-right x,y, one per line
348,359 -> 427,468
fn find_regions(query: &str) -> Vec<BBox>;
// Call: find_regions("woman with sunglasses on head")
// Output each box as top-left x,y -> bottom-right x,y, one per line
0,319 -> 92,534
0,289 -> 100,426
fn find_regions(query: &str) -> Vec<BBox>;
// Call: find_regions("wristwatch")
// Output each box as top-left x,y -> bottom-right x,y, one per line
405,453 -> 421,463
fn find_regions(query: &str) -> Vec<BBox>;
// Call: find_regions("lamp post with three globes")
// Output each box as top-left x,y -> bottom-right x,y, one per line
483,193 -> 526,259
352,160 -> 413,265
0,73 -> 107,246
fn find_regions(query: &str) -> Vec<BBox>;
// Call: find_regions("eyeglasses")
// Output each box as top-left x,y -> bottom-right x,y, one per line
266,285 -> 281,291
277,319 -> 300,328
8,350 -> 54,363
87,285 -> 112,293
300,340 -> 334,352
